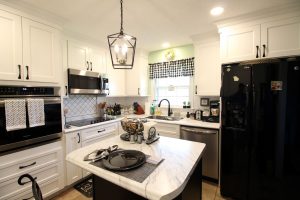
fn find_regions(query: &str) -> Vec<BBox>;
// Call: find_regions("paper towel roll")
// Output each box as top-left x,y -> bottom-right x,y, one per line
143,121 -> 157,137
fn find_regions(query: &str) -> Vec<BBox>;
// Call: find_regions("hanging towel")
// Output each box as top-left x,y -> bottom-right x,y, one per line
27,99 -> 45,127
5,99 -> 27,131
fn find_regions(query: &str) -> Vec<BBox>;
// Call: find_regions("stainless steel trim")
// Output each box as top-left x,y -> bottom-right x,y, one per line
0,132 -> 62,154
0,86 -> 60,97
69,88 -> 102,95
68,68 -> 100,78
180,127 -> 217,135
0,97 -> 61,106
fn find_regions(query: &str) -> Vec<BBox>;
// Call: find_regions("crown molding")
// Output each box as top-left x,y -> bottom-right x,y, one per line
215,2 -> 300,29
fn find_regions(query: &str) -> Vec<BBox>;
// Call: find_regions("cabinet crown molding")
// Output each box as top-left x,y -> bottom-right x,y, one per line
215,2 -> 300,30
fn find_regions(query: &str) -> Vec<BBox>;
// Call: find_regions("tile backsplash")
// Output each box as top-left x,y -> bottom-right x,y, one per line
63,95 -> 150,122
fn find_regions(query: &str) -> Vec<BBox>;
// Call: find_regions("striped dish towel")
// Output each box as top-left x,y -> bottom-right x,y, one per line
27,99 -> 45,127
5,99 -> 27,131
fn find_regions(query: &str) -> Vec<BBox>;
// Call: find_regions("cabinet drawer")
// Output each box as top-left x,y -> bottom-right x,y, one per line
0,147 -> 62,183
81,122 -> 118,142
0,162 -> 63,200
8,176 -> 62,200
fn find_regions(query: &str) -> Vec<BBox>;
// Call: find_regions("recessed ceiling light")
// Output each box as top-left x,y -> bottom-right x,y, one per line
162,42 -> 170,48
210,6 -> 224,16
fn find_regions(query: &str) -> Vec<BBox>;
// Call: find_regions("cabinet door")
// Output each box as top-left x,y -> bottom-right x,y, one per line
155,123 -> 180,139
261,17 -> 300,58
194,42 -> 221,96
65,132 -> 82,185
105,51 -> 126,96
220,25 -> 260,63
22,18 -> 60,83
126,53 -> 148,96
67,41 -> 89,70
88,48 -> 107,74
0,10 -> 22,81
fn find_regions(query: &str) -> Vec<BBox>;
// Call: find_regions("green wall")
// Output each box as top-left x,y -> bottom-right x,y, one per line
148,44 -> 194,63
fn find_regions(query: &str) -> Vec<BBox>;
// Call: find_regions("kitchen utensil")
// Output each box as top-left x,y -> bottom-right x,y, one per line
102,150 -> 146,171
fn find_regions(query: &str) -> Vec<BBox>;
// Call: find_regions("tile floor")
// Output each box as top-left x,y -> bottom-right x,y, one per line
52,180 -> 229,200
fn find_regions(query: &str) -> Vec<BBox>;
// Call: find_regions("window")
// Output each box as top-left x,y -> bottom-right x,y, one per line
154,76 -> 193,107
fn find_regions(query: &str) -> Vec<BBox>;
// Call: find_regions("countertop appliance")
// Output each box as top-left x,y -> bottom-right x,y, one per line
220,57 -> 300,199
201,100 -> 220,123
68,117 -> 113,127
180,126 -> 219,181
0,86 -> 62,154
68,68 -> 109,95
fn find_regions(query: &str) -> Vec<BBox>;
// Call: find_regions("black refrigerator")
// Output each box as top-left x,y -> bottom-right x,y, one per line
220,57 -> 300,200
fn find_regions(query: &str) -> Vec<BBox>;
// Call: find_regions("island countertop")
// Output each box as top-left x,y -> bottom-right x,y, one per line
66,135 -> 206,200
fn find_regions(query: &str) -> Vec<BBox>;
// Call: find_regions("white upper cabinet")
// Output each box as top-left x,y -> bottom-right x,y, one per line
126,52 -> 149,96
67,41 -> 89,71
0,10 -> 22,81
219,15 -> 300,63
0,9 -> 60,83
67,41 -> 107,73
194,41 -> 221,96
261,17 -> 300,58
105,51 -> 126,96
22,18 -> 60,83
220,25 -> 260,63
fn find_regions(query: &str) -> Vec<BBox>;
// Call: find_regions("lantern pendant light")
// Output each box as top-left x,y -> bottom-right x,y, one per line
107,0 -> 137,69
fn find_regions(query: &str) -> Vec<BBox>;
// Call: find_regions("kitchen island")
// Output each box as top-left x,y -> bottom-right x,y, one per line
66,135 -> 206,200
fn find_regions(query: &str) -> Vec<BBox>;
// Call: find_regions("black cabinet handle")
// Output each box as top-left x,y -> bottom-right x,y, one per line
90,62 -> 93,71
65,86 -> 68,96
195,85 -> 197,95
262,44 -> 266,57
25,66 -> 29,80
77,132 -> 80,143
19,161 -> 36,169
256,46 -> 259,58
138,88 -> 140,95
86,61 -> 89,70
18,65 -> 22,79
98,129 -> 106,133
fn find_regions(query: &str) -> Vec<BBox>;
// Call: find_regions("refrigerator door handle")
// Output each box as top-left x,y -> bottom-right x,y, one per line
245,84 -> 250,126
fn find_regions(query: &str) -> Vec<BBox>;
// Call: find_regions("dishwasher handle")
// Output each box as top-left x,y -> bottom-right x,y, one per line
180,127 -> 217,135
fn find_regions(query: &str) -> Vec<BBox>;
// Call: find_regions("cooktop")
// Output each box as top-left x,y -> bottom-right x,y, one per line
68,117 -> 113,127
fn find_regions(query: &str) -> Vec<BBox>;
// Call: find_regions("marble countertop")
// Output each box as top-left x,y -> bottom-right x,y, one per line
64,114 -> 219,133
66,135 -> 206,200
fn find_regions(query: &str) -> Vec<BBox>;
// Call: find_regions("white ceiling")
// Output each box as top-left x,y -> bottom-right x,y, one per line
4,0 -> 300,51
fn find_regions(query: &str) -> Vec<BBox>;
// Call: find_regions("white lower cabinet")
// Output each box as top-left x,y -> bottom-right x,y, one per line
65,121 -> 119,185
155,123 -> 180,139
0,141 -> 64,200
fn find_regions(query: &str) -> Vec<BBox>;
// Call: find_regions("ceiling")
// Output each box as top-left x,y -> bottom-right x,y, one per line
3,0 -> 300,51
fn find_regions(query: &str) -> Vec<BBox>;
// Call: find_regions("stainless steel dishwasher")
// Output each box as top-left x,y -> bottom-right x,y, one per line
180,126 -> 219,181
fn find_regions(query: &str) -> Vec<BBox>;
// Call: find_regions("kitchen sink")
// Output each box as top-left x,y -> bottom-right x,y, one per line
146,115 -> 182,121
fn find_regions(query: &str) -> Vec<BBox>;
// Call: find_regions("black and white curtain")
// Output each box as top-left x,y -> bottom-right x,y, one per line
149,57 -> 194,79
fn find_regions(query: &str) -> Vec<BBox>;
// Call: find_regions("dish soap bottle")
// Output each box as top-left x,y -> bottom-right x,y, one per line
150,100 -> 156,115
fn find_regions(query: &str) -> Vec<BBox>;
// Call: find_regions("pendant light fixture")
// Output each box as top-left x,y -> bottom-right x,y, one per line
107,0 -> 137,69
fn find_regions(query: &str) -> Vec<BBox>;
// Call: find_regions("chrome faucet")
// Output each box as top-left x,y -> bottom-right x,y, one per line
158,99 -> 173,116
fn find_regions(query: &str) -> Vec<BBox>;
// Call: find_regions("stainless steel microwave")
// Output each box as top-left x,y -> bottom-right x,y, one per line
67,68 -> 109,95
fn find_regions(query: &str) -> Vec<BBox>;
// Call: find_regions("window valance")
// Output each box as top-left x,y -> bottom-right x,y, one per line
149,57 -> 194,79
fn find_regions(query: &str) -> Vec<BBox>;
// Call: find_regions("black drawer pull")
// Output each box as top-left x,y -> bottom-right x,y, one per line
19,161 -> 36,169
98,129 -> 106,133
77,132 -> 81,143
86,61 -> 89,70
90,62 -> 93,71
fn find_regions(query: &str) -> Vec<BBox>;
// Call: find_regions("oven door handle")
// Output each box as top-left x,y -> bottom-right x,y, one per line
181,127 -> 217,135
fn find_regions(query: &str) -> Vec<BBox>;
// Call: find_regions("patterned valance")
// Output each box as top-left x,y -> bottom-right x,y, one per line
149,57 -> 194,79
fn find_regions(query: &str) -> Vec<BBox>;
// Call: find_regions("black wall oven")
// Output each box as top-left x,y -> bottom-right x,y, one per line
0,86 -> 62,154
